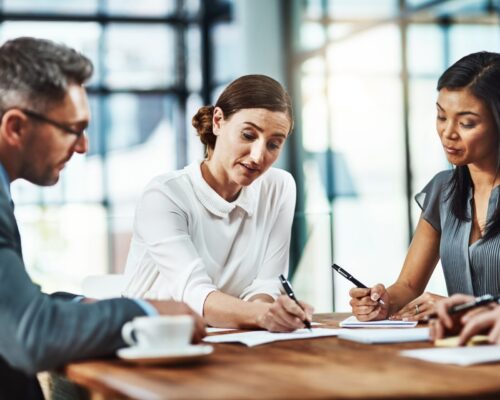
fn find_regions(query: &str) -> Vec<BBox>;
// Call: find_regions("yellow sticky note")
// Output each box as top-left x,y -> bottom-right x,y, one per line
434,335 -> 489,347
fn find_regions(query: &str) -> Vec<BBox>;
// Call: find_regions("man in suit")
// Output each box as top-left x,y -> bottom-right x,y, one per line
0,37 -> 206,399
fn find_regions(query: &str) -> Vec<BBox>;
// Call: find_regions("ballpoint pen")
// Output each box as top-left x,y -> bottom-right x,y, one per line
279,274 -> 312,331
331,263 -> 385,305
448,294 -> 500,315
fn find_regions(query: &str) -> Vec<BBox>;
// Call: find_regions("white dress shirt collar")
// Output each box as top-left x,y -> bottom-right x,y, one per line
186,161 -> 256,218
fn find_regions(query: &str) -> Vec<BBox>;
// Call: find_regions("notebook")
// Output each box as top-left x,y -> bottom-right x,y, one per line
338,327 -> 430,344
339,316 -> 418,328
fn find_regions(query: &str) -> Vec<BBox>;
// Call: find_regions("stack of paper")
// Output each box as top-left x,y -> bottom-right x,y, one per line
203,328 -> 341,347
338,327 -> 430,344
339,316 -> 418,328
401,345 -> 500,366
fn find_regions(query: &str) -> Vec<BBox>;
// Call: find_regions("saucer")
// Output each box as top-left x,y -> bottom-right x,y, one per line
117,345 -> 214,365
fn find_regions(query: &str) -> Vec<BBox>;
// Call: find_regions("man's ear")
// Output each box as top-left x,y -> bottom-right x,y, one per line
212,107 -> 224,136
0,109 -> 28,148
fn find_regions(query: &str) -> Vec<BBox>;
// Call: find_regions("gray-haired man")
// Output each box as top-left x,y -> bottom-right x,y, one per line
0,37 -> 206,399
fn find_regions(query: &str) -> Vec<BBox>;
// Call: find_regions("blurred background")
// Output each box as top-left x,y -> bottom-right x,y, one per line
5,0 -> 500,312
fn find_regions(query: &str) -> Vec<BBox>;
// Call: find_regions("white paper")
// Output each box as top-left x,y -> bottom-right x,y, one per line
338,327 -> 430,344
206,327 -> 238,333
400,345 -> 500,366
206,322 -> 323,334
203,328 -> 341,347
340,316 -> 418,328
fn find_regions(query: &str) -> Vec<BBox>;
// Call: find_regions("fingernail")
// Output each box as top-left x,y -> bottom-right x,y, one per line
402,317 -> 408,322
371,294 -> 379,301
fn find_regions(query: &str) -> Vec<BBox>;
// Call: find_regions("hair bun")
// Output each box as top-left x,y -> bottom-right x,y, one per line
192,105 -> 216,149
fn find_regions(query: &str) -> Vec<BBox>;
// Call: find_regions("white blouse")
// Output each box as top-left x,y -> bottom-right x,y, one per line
122,161 -> 296,316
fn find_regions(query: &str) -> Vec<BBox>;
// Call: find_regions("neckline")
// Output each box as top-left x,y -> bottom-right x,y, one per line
186,161 -> 256,218
467,185 -> 500,247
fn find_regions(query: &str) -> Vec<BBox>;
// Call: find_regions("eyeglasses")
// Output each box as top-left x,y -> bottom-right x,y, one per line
20,109 -> 86,138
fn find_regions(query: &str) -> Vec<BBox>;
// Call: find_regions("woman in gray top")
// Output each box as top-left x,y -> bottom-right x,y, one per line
350,51 -> 500,321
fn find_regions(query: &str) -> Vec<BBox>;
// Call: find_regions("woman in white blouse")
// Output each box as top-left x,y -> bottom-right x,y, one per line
123,75 -> 313,332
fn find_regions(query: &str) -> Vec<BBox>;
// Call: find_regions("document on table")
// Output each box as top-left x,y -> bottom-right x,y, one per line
400,345 -> 500,366
206,322 -> 323,334
203,328 -> 340,347
206,327 -> 238,333
338,327 -> 430,344
339,316 -> 418,328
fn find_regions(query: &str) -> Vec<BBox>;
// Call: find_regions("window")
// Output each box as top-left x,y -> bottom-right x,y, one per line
289,0 -> 500,311
2,0 -> 232,293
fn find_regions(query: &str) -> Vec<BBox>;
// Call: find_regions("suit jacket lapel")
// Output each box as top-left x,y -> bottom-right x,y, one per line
0,184 -> 22,258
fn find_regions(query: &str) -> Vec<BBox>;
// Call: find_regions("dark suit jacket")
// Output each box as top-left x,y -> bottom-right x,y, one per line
0,186 -> 146,399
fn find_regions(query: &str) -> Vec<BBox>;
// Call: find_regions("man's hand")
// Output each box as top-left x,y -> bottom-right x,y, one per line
147,300 -> 207,343
430,294 -> 475,341
80,297 -> 98,304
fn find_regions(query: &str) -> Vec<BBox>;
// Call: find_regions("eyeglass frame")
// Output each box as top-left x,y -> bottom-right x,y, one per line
9,108 -> 87,138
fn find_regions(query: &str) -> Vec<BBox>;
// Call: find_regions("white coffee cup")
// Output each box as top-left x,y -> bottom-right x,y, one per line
122,315 -> 194,350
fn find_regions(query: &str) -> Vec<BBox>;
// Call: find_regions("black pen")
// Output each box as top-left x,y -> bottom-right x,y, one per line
279,274 -> 312,331
331,263 -> 385,305
449,294 -> 500,315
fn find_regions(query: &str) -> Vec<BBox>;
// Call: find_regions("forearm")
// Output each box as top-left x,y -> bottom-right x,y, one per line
203,291 -> 271,329
248,293 -> 275,303
386,282 -> 422,315
386,217 -> 440,315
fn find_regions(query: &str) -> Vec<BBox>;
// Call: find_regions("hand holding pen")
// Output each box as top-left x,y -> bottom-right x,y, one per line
332,264 -> 389,321
430,293 -> 500,343
279,274 -> 313,331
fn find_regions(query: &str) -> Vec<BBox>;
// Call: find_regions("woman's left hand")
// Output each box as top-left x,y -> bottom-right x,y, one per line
390,292 -> 446,321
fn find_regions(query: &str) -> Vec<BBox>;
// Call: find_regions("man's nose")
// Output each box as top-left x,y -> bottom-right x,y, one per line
74,132 -> 88,154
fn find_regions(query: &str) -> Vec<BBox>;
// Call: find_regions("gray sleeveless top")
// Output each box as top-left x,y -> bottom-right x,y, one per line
416,170 -> 500,296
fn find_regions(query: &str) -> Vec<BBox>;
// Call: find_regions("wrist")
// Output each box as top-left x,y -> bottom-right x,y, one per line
253,302 -> 272,329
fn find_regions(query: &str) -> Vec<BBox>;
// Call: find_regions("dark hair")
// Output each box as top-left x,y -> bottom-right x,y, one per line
0,37 -> 93,113
192,74 -> 294,156
437,51 -> 500,240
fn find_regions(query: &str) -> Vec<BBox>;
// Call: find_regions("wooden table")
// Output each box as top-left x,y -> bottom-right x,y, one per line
61,313 -> 500,399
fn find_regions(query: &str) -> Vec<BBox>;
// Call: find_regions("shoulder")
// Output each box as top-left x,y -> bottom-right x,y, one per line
260,168 -> 296,193
415,169 -> 453,213
136,168 -> 194,213
420,170 -> 453,193
432,170 -> 453,185
254,168 -> 296,210
141,167 -> 195,201
145,168 -> 190,191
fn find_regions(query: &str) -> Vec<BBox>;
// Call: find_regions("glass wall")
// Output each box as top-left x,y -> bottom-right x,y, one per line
3,0 -> 232,293
290,0 -> 500,311
5,0 -> 500,309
